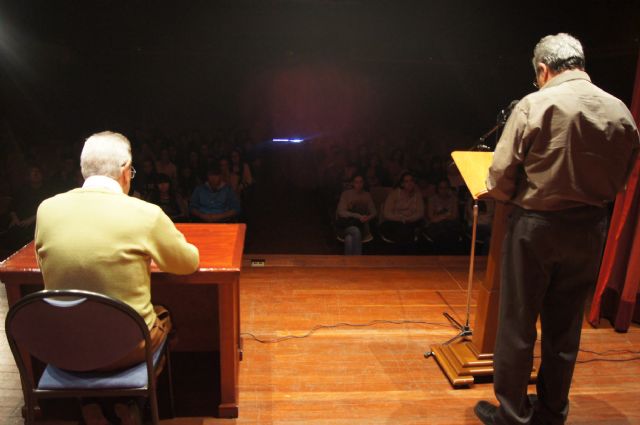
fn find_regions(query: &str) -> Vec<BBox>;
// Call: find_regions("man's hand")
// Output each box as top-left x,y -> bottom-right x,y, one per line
476,190 -> 491,200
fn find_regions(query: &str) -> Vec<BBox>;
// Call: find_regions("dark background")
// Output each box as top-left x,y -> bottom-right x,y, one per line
1,0 -> 639,256
1,0 -> 639,148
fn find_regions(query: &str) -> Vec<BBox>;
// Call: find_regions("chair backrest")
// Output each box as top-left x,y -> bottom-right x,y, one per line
6,289 -> 150,372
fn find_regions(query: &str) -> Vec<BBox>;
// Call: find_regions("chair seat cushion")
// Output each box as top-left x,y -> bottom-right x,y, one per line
38,339 -> 166,390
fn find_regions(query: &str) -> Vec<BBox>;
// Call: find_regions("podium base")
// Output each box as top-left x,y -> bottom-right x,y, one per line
430,338 -> 537,387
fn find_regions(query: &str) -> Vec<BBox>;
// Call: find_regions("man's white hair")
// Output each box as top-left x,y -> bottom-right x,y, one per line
80,131 -> 132,180
532,33 -> 585,73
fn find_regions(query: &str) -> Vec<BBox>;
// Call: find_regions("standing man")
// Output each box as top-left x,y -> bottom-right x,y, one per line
35,131 -> 200,424
475,34 -> 639,425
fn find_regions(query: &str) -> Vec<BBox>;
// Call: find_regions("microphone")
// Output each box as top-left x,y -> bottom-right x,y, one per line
469,99 -> 520,152
497,99 -> 519,124
471,143 -> 492,152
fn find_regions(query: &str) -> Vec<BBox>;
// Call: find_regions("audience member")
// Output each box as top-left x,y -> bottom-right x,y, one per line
338,162 -> 359,194
425,156 -> 446,184
379,171 -> 425,245
335,174 -> 377,255
6,164 -> 54,250
419,179 -> 437,209
187,150 -> 206,180
355,144 -> 370,172
151,173 -> 188,222
230,148 -> 254,193
190,166 -> 241,223
155,147 -> 178,183
385,148 -> 407,187
320,151 -> 352,210
137,141 -> 156,162
133,158 -> 158,201
219,157 -> 240,193
199,142 -> 218,174
52,155 -> 79,194
365,154 -> 387,187
177,165 -> 199,200
0,196 -> 13,259
424,179 -> 463,248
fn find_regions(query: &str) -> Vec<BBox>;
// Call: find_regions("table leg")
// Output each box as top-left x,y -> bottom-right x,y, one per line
217,281 -> 239,418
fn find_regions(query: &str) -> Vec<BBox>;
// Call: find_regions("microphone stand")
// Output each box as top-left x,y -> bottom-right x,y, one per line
425,103 -> 511,367
468,105 -> 511,151
425,99 -> 521,386
474,123 -> 502,150
424,201 -> 479,350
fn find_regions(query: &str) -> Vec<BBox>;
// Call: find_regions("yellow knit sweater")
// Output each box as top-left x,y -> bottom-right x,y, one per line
35,187 -> 200,328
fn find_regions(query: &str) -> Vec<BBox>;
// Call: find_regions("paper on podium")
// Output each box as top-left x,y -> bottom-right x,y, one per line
451,151 -> 493,200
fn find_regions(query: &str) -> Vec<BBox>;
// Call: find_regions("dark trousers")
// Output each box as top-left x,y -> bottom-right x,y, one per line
494,206 -> 607,425
379,220 -> 423,244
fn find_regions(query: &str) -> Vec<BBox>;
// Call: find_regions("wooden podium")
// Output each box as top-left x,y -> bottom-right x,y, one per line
429,152 -> 535,386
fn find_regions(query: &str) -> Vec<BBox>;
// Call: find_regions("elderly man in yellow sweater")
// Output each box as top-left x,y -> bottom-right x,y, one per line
35,131 -> 200,424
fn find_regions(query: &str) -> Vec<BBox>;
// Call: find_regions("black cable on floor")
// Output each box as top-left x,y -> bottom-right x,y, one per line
241,319 -> 452,343
242,320 -> 640,363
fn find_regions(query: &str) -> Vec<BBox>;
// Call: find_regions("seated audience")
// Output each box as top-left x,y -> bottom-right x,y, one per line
6,164 -> 54,251
335,174 -> 377,255
177,165 -> 199,201
424,179 -> 463,248
187,150 -> 206,180
365,155 -> 387,188
0,196 -> 13,260
219,157 -> 240,194
151,173 -> 188,222
155,147 -> 178,183
230,148 -> 254,193
379,172 -> 425,244
190,166 -> 241,223
52,155 -> 79,194
338,162 -> 359,194
425,156 -> 446,184
133,158 -> 158,201
385,148 -> 407,187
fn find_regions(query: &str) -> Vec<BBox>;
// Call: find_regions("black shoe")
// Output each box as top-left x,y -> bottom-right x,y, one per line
474,400 -> 498,425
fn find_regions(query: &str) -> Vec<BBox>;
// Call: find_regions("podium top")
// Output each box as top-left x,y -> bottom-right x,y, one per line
451,151 -> 493,199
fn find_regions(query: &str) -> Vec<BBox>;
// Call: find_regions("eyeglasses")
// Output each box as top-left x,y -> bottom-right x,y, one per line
130,165 -> 136,179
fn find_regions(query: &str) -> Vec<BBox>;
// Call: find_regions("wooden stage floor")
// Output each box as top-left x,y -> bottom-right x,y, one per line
2,255 -> 640,425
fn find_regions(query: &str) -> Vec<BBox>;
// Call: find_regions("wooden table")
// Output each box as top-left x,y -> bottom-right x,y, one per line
0,223 -> 245,418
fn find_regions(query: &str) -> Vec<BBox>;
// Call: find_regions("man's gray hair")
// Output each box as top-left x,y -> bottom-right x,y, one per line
80,131 -> 132,180
532,33 -> 585,73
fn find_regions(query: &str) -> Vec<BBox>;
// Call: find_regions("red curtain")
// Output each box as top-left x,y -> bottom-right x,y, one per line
589,51 -> 640,331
